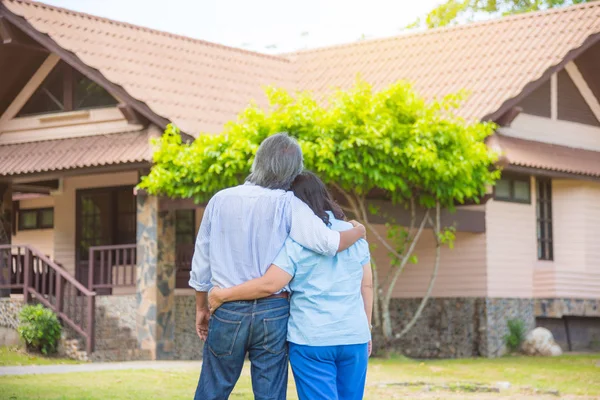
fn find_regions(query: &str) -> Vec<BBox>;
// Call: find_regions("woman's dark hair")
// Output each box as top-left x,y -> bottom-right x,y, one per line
291,171 -> 345,226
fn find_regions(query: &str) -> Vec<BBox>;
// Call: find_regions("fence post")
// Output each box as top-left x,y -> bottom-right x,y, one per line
88,248 -> 94,291
23,248 -> 30,303
86,294 -> 95,355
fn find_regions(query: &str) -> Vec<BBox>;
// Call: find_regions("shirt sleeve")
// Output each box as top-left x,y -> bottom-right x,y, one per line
289,195 -> 340,257
355,238 -> 371,266
189,199 -> 214,292
271,240 -> 296,277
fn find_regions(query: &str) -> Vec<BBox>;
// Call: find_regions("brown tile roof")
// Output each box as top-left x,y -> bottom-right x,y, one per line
290,3 -> 600,121
1,0 -> 292,135
488,134 -> 600,178
2,0 -> 600,134
0,130 -> 152,176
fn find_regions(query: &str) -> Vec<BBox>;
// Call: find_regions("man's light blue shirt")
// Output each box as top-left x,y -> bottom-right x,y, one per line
273,212 -> 371,346
189,183 -> 341,292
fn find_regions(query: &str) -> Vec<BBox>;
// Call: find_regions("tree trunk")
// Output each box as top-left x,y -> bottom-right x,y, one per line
395,201 -> 442,340
381,297 -> 393,340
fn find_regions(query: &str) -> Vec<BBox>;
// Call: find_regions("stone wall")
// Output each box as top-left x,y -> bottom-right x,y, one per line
96,295 -> 137,333
372,297 -> 535,358
173,295 -> 203,360
0,298 -> 24,329
484,298 -> 535,357
535,298 -> 600,318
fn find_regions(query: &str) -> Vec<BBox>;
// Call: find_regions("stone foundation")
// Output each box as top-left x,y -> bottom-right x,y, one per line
173,295 -> 204,360
535,298 -> 600,318
372,297 -> 535,358
0,298 -> 24,329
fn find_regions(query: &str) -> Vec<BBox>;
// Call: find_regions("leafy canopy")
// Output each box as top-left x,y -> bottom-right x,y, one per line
410,0 -> 595,29
140,80 -> 499,209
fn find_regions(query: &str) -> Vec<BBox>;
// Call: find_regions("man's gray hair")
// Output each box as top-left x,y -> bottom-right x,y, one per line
246,133 -> 303,190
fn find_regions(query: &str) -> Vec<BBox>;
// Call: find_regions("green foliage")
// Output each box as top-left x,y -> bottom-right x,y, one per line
504,318 -> 527,353
411,0 -> 596,29
140,80 -> 499,212
18,304 -> 62,355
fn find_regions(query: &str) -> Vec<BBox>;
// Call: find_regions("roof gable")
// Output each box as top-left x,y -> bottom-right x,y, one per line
2,0 -> 600,135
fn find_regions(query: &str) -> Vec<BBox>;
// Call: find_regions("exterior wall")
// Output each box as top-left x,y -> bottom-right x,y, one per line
174,295 -> 203,360
12,196 -> 55,258
499,113 -> 600,152
534,180 -> 600,299
372,297 -> 534,358
53,171 -> 139,274
372,225 -> 488,298
0,107 -> 144,144
485,187 -> 537,298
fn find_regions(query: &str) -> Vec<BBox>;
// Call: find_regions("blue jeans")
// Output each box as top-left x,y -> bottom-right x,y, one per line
194,298 -> 290,400
289,342 -> 369,400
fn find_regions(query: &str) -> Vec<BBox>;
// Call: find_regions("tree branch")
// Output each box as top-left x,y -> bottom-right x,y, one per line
395,201 -> 442,339
383,210 -> 429,305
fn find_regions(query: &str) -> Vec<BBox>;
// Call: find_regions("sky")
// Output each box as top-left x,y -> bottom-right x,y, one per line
41,0 -> 444,54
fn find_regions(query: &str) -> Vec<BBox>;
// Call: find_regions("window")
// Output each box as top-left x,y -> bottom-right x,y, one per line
494,174 -> 531,203
17,61 -> 118,117
76,186 -> 135,262
18,208 -> 54,230
536,178 -> 553,261
176,210 -> 196,246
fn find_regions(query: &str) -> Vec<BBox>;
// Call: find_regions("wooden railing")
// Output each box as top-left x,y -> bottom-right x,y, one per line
88,244 -> 137,292
0,245 -> 96,354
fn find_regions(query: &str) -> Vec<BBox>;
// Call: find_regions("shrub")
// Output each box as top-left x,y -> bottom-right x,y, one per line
504,318 -> 527,353
18,304 -> 62,355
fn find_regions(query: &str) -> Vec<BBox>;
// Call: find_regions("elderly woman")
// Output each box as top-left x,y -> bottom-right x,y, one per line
209,171 -> 373,400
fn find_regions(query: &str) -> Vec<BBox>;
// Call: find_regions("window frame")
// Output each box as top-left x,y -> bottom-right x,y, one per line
18,207 -> 54,231
536,177 -> 553,261
493,173 -> 532,204
16,62 -> 118,118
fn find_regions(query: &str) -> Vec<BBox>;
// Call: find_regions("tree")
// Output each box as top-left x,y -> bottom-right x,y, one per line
139,80 -> 499,343
409,0 -> 596,29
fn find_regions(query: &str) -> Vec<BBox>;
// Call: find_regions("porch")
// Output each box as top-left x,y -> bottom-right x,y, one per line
0,170 -> 202,359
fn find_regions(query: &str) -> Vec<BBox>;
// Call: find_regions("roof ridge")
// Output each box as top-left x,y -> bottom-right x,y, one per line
285,1 -> 600,56
3,0 -> 290,63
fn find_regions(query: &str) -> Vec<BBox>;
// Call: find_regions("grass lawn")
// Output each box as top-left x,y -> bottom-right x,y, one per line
0,353 -> 599,399
0,346 -> 80,367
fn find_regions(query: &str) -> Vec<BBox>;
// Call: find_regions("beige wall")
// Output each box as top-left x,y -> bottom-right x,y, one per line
53,171 -> 139,274
499,113 -> 600,152
371,224 -> 487,298
12,196 -> 55,258
534,180 -> 600,298
486,176 -> 600,299
485,193 -> 537,298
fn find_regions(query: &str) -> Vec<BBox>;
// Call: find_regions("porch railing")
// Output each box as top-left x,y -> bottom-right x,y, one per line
88,244 -> 137,292
0,245 -> 96,354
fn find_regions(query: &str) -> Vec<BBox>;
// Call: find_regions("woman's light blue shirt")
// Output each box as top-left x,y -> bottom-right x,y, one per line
272,212 -> 371,346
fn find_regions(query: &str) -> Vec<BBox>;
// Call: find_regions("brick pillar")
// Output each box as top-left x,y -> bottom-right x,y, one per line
135,193 -> 176,360
0,183 -> 12,298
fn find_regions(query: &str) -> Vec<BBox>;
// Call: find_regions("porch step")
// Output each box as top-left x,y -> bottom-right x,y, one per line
90,348 -> 152,362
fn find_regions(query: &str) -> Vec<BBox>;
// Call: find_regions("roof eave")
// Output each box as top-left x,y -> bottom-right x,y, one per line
483,31 -> 600,123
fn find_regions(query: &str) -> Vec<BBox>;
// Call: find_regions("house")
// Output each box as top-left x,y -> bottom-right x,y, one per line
0,0 -> 599,360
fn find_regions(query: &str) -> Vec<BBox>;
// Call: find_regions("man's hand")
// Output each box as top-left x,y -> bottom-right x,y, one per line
368,340 -> 372,357
195,308 -> 210,341
349,220 -> 367,239
208,287 -> 225,315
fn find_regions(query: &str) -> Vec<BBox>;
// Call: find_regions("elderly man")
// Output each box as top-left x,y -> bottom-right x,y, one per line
191,133 -> 365,400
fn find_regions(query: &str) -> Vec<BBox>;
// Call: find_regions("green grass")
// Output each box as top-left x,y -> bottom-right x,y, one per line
0,346 -> 81,367
0,353 -> 598,399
